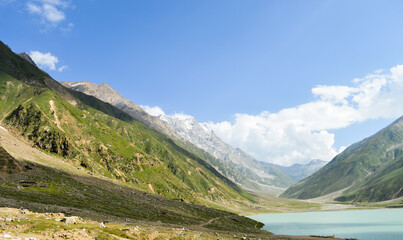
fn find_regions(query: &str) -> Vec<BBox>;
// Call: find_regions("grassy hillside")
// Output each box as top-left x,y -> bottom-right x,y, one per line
281,116 -> 403,202
0,71 -> 254,206
0,145 -> 263,233
0,41 -> 257,208
336,153 -> 403,202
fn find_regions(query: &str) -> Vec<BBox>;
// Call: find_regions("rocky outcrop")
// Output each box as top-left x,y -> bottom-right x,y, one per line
17,53 -> 37,67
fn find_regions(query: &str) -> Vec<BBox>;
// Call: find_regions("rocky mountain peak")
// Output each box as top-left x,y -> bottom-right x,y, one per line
18,53 -> 37,67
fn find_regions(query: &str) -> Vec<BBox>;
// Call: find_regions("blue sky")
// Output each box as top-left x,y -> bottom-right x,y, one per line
2,0 -> 403,165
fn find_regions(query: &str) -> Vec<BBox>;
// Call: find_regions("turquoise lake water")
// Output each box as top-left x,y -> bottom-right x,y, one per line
248,208 -> 403,240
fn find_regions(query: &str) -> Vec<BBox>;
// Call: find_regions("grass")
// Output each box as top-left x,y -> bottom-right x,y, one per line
3,206 -> 344,240
0,71 -> 255,209
0,155 -> 263,233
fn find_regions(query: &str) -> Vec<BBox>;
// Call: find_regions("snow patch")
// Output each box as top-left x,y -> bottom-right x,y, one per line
69,82 -> 85,87
199,123 -> 212,134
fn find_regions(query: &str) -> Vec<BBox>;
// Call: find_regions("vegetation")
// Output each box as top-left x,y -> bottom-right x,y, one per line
281,116 -> 403,202
0,147 -> 261,232
0,70 -> 255,206
0,40 -> 268,234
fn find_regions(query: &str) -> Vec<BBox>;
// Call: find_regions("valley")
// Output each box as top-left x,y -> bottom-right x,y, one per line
61,81 -> 295,195
3,1 -> 403,239
0,40 -> 339,239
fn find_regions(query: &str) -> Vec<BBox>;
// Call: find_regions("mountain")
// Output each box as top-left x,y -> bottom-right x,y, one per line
281,116 -> 403,202
17,53 -> 37,67
61,81 -> 295,194
0,41 -> 259,220
159,114 -> 295,194
59,81 -> 181,141
0,139 -> 261,233
272,159 -> 327,182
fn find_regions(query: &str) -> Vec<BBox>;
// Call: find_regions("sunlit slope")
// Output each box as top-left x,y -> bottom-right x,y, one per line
0,41 -> 254,206
0,145 -> 262,233
281,116 -> 403,202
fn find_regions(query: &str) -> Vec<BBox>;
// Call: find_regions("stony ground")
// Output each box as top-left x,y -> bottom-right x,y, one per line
0,207 -> 348,240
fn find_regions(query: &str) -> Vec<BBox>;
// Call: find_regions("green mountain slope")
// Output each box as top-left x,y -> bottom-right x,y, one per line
336,150 -> 403,202
0,41 -> 254,208
0,144 -> 262,233
281,116 -> 403,202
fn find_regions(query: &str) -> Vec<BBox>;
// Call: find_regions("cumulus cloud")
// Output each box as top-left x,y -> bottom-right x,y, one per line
141,105 -> 166,117
139,66 -> 403,166
204,65 -> 403,166
29,50 -> 67,72
29,51 -> 58,70
26,0 -> 71,28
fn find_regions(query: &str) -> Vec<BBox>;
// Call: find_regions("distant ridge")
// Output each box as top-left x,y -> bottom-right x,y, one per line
271,159 -> 327,182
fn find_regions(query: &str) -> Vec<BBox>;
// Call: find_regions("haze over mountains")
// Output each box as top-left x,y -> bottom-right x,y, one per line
61,81 -> 296,194
271,159 -> 327,182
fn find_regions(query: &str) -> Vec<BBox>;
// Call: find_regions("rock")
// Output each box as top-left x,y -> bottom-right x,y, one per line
100,221 -> 106,228
61,216 -> 80,224
3,234 -> 11,238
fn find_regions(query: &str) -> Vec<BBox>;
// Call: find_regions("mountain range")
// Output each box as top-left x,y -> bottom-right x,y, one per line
271,159 -> 327,182
282,116 -> 403,202
61,80 -> 295,194
0,41 -> 263,232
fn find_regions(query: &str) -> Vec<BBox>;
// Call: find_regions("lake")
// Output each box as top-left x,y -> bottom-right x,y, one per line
248,208 -> 403,240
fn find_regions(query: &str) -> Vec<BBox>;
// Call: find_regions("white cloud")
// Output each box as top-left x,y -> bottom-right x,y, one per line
26,0 -> 71,28
204,66 -> 403,166
42,3 -> 65,22
170,113 -> 194,121
27,2 -> 41,14
58,65 -> 68,72
312,85 -> 358,103
29,50 -> 67,72
141,105 -> 165,117
139,66 -> 403,166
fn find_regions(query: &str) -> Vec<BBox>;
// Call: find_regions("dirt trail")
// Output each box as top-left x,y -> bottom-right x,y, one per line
49,100 -> 65,132
136,153 -> 144,171
148,183 -> 155,194
198,217 -> 220,227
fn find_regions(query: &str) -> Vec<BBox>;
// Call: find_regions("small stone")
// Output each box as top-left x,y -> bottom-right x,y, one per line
3,234 -> 11,239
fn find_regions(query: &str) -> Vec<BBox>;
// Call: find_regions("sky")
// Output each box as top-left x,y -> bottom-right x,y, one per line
2,0 -> 403,166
